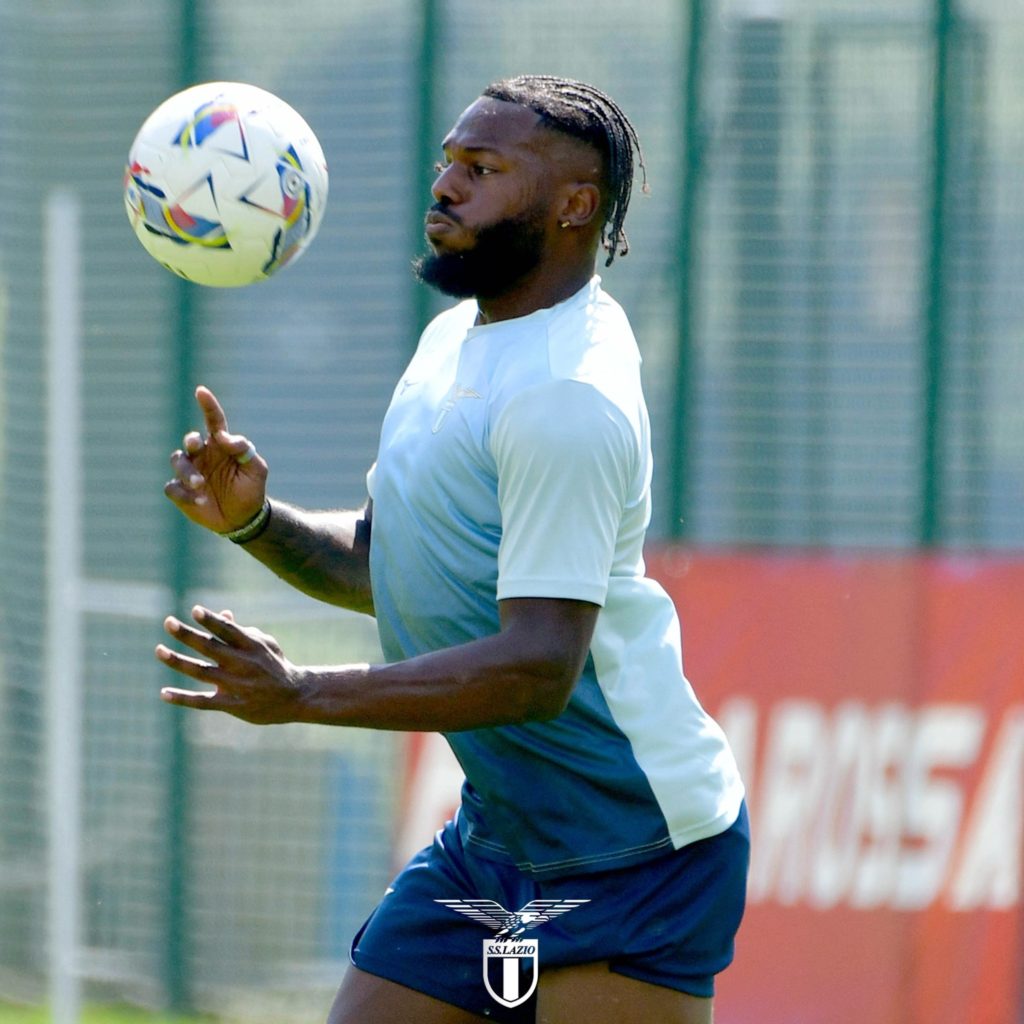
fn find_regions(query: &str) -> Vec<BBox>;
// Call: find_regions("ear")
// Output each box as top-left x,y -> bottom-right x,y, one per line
556,182 -> 602,229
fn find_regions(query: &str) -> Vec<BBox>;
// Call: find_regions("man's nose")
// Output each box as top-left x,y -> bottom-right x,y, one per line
431,163 -> 464,205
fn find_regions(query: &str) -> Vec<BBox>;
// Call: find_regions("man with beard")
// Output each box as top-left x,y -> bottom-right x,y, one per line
157,76 -> 748,1024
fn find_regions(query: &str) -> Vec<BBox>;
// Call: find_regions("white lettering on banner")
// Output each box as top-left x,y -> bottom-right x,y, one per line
744,700 -> 828,905
850,704 -> 909,910
898,705 -> 985,910
717,699 -> 1023,911
948,707 -> 1024,910
810,702 -> 874,908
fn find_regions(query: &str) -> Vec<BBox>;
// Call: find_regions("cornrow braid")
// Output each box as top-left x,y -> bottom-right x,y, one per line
482,75 -> 648,266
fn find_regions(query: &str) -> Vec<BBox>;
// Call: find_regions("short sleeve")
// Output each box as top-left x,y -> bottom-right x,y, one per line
491,378 -> 635,606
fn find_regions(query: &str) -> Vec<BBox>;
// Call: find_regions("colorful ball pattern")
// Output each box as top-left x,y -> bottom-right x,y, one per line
124,82 -> 328,287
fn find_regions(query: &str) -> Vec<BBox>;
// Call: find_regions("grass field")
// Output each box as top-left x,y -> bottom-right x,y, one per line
0,1008 -> 209,1024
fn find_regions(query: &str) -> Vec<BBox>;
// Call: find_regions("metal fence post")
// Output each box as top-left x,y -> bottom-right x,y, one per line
163,0 -> 203,1010
669,0 -> 708,540
411,0 -> 442,346
921,0 -> 955,547
732,15 -> 785,543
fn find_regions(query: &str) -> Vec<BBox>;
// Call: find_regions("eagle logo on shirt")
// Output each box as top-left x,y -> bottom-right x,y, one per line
432,383 -> 483,433
435,898 -> 589,936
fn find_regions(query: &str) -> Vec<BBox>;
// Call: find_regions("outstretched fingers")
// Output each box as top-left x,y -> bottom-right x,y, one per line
156,635 -> 224,710
161,607 -> 251,661
157,607 -> 243,710
155,606 -> 298,725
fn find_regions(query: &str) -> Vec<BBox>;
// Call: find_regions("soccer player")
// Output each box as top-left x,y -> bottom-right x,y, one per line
158,76 -> 748,1024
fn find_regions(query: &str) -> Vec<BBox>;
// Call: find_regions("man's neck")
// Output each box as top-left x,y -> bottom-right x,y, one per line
474,264 -> 594,325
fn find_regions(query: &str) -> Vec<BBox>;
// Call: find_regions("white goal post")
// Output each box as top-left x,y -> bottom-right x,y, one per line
44,189 -> 84,1024
42,187 -> 179,1020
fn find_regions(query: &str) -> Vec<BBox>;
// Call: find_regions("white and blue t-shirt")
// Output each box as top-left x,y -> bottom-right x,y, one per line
368,276 -> 744,879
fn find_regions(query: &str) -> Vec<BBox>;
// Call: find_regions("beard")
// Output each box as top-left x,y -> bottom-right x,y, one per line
413,203 -> 548,299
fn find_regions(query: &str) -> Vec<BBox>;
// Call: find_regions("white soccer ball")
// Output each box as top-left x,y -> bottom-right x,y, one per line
124,82 -> 328,287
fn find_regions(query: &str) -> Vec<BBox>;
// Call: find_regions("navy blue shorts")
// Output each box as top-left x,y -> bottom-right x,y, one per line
350,803 -> 749,1022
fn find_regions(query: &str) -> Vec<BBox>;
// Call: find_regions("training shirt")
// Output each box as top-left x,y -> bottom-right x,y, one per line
368,276 -> 744,879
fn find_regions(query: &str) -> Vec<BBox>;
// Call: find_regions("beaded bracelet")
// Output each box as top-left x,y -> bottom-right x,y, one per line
224,499 -> 272,544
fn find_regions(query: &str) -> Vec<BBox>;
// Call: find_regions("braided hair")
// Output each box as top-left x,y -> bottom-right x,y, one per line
482,75 -> 648,266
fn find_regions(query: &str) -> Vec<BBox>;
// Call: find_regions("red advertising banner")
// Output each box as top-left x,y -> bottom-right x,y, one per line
646,550 -> 1024,1024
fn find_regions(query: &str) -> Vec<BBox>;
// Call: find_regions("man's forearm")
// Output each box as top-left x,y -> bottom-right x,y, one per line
237,498 -> 374,614
291,638 -> 561,731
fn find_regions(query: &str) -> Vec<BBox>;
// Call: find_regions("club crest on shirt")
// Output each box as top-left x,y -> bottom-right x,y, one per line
431,382 -> 483,434
435,898 -> 589,1008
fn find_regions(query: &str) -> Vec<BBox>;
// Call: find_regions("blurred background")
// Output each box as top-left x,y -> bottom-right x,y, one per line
1,0 -> 1021,1022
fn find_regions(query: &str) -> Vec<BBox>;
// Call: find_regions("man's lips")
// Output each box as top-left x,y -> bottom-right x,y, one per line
425,210 -> 461,237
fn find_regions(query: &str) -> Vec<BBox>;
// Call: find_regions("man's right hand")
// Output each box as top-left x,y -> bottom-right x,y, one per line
164,385 -> 268,535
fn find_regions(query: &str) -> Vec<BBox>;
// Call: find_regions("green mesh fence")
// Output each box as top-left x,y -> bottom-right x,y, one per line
1,0 -> 1022,1018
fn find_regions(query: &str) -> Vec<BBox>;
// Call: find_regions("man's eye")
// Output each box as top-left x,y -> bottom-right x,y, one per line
432,160 -> 495,176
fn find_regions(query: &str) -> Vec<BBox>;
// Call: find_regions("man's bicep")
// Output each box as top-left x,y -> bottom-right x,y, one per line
497,596 -> 600,699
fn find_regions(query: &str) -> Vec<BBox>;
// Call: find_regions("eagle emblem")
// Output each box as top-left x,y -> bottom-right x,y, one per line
435,898 -> 589,937
435,898 -> 590,1009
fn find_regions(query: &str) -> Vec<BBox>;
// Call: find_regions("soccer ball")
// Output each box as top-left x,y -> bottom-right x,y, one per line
124,82 -> 328,287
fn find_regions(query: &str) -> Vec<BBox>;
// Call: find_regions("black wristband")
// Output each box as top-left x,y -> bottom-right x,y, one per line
224,499 -> 272,544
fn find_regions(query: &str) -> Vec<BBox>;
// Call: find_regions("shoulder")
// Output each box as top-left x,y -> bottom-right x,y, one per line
487,281 -> 642,405
491,377 -> 638,488
483,282 -> 647,454
547,280 -> 642,392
